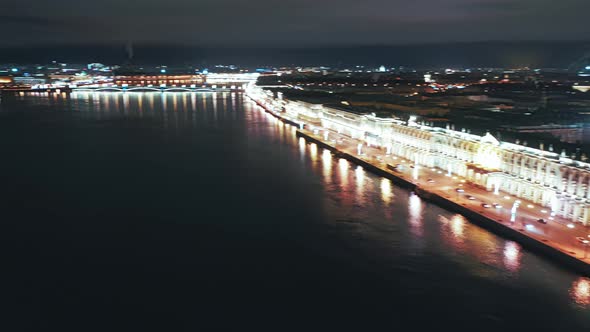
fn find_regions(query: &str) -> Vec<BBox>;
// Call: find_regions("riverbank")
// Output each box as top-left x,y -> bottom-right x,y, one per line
247,93 -> 590,276
295,128 -> 590,276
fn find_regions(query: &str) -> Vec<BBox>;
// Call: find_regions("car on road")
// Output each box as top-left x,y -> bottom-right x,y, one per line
427,178 -> 435,183
492,203 -> 502,209
455,188 -> 464,193
467,196 -> 476,200
576,237 -> 589,244
481,203 -> 491,208
536,218 -> 547,224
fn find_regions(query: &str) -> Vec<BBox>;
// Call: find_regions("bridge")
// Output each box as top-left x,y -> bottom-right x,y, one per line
0,84 -> 245,94
71,85 -> 244,93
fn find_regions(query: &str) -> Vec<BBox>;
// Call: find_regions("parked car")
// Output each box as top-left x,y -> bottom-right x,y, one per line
536,218 -> 547,224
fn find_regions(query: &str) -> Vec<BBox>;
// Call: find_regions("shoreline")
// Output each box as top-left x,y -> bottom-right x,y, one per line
249,94 -> 590,276
297,129 -> 590,276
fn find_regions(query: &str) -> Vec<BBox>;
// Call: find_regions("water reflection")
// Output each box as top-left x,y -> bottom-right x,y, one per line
503,241 -> 522,272
408,193 -> 423,236
439,214 -> 466,248
137,95 -> 144,117
309,143 -> 318,162
322,150 -> 332,184
355,166 -> 365,204
149,93 -> 155,111
298,138 -> 306,162
570,277 -> 590,307
450,214 -> 466,241
380,178 -> 392,204
172,93 -> 178,112
338,158 -> 349,189
7,92 -> 590,318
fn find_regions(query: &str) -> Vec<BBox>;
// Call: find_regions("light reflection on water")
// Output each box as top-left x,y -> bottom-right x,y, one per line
309,143 -> 318,162
380,178 -> 392,204
322,150 -> 332,184
503,241 -> 522,272
338,158 -> 349,189
571,277 -> 590,307
355,166 -> 365,205
7,91 -> 590,320
408,193 -> 423,236
284,115 -> 589,312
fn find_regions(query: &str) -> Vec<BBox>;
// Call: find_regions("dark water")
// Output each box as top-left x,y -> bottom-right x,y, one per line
1,91 -> 589,331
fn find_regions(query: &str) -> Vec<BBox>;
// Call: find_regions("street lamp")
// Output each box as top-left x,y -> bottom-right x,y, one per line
511,200 -> 520,224
412,164 -> 419,180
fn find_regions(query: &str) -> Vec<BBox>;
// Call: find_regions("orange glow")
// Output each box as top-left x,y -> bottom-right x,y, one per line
408,194 -> 423,236
380,178 -> 392,204
322,150 -> 332,184
309,143 -> 318,162
338,158 -> 349,189
570,277 -> 590,307
503,241 -> 521,272
450,214 -> 465,240
355,166 -> 364,188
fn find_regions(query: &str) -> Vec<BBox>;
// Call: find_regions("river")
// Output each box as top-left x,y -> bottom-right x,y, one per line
1,91 -> 589,331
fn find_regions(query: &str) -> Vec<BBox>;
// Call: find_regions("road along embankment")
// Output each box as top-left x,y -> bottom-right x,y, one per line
296,129 -> 590,276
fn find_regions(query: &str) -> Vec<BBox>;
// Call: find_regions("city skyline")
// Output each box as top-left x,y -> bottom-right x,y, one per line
3,2 -> 590,329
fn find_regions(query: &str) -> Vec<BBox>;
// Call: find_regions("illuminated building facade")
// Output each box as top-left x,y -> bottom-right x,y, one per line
114,74 -> 205,87
248,84 -> 590,225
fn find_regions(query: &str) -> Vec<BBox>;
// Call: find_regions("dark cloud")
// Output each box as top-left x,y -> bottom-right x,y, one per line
0,15 -> 59,27
0,0 -> 588,46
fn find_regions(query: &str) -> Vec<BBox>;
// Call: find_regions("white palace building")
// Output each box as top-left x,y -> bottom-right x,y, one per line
248,85 -> 590,226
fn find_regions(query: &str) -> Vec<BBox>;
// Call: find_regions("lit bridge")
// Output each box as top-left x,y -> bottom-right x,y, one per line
71,85 -> 244,93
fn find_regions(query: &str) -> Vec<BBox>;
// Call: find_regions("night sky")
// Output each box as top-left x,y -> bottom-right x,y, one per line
2,0 -> 589,47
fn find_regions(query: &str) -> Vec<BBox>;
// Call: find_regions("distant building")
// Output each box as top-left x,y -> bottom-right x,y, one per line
0,76 -> 12,84
12,76 -> 47,86
114,74 -> 205,87
205,73 -> 259,84
502,124 -> 588,144
250,85 -> 590,225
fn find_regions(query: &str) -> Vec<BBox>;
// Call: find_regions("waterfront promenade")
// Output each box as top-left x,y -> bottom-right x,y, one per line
248,94 -> 590,275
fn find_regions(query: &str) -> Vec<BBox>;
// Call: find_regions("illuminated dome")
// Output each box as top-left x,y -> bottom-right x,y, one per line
481,132 -> 500,146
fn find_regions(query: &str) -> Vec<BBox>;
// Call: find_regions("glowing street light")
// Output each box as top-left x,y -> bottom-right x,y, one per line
510,200 -> 520,223
357,143 -> 363,155
412,164 -> 420,180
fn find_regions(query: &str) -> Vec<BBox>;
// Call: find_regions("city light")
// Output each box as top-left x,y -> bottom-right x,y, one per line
570,278 -> 590,306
